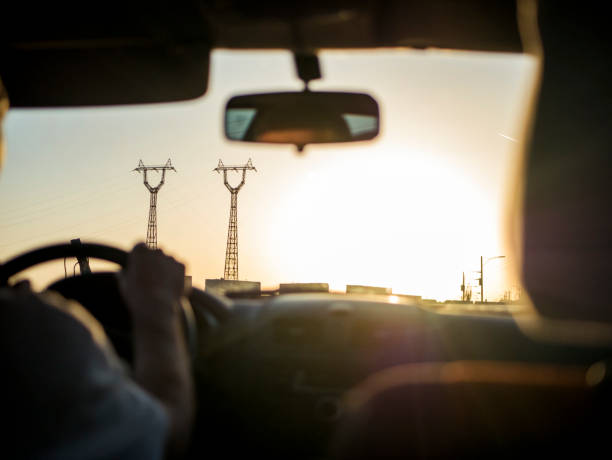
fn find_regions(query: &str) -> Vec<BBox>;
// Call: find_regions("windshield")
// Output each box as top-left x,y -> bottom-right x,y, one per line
0,49 -> 536,302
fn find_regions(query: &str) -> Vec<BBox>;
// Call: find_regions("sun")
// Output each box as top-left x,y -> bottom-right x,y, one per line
260,142 -> 502,299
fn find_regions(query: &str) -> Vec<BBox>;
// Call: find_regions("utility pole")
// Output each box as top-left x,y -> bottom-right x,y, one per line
478,255 -> 506,303
461,271 -> 473,302
480,256 -> 484,303
133,159 -> 176,249
213,159 -> 256,280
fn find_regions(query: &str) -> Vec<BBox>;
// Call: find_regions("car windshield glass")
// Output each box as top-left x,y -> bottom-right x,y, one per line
0,49 -> 536,302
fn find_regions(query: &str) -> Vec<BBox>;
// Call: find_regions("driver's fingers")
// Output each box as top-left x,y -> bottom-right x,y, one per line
131,243 -> 166,257
132,242 -> 149,253
13,279 -> 31,293
123,246 -> 185,282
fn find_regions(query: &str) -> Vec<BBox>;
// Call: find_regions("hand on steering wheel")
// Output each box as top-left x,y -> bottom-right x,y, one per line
0,242 -> 231,363
118,243 -> 186,327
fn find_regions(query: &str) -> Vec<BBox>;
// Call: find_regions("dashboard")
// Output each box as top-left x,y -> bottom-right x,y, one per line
189,294 -> 612,459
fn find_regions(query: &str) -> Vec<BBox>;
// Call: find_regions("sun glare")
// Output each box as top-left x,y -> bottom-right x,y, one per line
263,144 -> 503,299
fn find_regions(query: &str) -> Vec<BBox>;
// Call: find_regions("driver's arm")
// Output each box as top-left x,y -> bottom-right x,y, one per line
119,243 -> 195,459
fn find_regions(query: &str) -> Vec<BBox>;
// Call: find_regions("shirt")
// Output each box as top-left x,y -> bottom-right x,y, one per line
0,288 -> 169,459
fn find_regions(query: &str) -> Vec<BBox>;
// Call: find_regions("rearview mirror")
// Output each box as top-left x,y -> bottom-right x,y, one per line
225,91 -> 379,151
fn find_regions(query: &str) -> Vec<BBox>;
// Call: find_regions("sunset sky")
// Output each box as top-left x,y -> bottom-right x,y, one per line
0,49 -> 537,300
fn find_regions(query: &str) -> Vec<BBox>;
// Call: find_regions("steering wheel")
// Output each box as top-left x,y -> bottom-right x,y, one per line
0,242 -> 232,364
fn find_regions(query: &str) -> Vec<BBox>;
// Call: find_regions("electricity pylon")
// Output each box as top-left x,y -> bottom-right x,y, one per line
214,158 -> 256,280
133,159 -> 176,249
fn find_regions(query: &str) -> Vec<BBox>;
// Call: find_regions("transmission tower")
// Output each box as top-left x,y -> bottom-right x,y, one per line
214,158 -> 256,280
133,159 -> 176,249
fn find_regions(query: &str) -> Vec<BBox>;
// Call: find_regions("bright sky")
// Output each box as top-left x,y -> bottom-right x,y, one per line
0,49 -> 537,300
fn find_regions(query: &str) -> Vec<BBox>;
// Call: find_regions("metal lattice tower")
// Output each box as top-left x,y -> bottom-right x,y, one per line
133,159 -> 176,249
214,158 -> 256,280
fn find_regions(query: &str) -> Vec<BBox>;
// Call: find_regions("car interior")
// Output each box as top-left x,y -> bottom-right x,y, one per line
1,1 -> 611,459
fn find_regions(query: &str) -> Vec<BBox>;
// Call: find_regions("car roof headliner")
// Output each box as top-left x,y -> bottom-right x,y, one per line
0,0 -> 522,107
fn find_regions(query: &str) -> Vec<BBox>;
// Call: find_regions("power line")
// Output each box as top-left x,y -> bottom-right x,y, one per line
0,178 -> 200,250
0,174 -> 133,222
